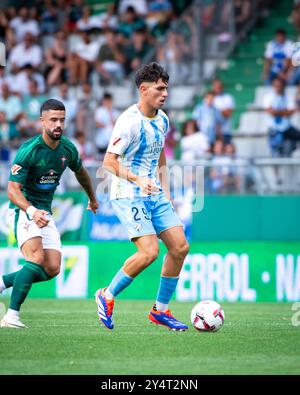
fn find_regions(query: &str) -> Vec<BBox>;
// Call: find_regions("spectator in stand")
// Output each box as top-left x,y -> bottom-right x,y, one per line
263,77 -> 300,156
67,29 -> 100,85
67,0 -> 84,32
96,28 -> 125,84
180,119 -> 209,161
0,110 -> 19,147
234,0 -> 251,34
201,0 -> 216,31
212,79 -> 235,145
149,11 -> 170,42
0,66 -> 15,95
44,30 -> 68,86
164,111 -> 179,160
192,91 -> 223,148
12,64 -> 45,96
0,10 -> 14,52
0,10 -> 8,41
0,82 -> 22,123
96,3 -> 118,31
263,29 -> 293,85
9,6 -> 39,43
208,139 -> 240,194
117,6 -> 147,42
118,0 -> 148,17
8,32 -> 42,74
55,83 -> 77,136
291,0 -> 300,36
18,79 -> 47,137
71,130 -> 94,161
147,0 -> 173,30
40,0 -> 60,34
157,29 -> 187,84
94,92 -> 119,157
76,82 -> 97,138
76,6 -> 94,31
124,28 -> 151,75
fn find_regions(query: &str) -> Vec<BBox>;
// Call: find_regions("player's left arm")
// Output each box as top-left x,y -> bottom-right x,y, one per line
158,148 -> 171,201
74,166 -> 99,214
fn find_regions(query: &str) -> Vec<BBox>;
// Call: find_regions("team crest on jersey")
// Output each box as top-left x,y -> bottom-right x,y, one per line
11,164 -> 22,175
61,156 -> 67,168
134,223 -> 142,232
49,169 -> 55,176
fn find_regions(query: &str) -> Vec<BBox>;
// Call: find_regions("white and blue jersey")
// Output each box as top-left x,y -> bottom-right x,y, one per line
107,104 -> 169,199
265,39 -> 293,75
106,104 -> 182,240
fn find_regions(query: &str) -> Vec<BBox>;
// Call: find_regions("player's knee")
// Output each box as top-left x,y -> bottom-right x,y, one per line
141,248 -> 159,266
47,266 -> 60,278
173,242 -> 190,260
182,242 -> 190,257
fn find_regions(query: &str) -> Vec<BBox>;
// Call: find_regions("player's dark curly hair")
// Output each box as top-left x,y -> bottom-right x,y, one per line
40,99 -> 65,115
135,62 -> 169,88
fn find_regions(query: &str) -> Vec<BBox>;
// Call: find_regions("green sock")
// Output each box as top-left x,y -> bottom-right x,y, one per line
2,271 -> 20,289
10,261 -> 52,311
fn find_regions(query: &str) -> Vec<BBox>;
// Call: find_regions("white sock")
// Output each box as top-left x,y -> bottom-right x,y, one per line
104,287 -> 114,300
6,308 -> 20,318
0,276 -> 6,293
156,301 -> 168,312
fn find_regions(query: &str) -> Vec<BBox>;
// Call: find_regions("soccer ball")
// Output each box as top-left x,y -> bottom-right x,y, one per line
191,300 -> 225,332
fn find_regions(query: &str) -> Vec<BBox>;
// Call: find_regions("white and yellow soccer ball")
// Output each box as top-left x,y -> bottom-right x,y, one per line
191,300 -> 225,332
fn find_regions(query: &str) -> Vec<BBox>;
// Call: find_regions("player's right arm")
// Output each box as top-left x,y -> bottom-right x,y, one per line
103,153 -> 159,195
8,148 -> 49,228
103,115 -> 159,195
7,182 -> 49,228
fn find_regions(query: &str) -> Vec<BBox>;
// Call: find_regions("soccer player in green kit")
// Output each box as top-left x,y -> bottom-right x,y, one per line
0,99 -> 99,328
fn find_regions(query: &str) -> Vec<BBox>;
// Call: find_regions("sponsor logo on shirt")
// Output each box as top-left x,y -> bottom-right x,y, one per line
11,164 -> 22,175
35,170 -> 59,190
150,141 -> 163,156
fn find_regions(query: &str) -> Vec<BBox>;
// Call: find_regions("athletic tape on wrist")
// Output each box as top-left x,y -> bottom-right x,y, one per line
26,205 -> 37,219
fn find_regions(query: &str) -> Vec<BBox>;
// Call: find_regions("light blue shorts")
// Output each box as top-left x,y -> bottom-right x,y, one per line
111,193 -> 183,240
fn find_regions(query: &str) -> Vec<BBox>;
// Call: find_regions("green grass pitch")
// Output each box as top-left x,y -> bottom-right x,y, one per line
0,300 -> 299,375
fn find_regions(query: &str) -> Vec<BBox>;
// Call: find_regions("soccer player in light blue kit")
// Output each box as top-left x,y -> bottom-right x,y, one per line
95,62 -> 190,331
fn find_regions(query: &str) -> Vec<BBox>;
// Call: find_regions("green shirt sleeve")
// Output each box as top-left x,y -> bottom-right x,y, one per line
68,143 -> 82,173
9,147 -> 32,184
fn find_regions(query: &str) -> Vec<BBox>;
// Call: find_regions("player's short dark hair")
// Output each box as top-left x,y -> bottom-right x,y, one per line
205,90 -> 215,97
135,62 -> 169,88
275,28 -> 286,36
103,92 -> 113,101
40,99 -> 65,115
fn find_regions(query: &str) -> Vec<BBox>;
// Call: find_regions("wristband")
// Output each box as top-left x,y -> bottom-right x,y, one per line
26,205 -> 37,219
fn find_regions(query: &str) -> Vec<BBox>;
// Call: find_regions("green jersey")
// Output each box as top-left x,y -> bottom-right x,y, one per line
9,135 -> 82,213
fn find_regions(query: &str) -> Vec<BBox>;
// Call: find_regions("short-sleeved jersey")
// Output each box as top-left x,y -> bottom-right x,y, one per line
9,135 -> 82,213
264,39 -> 293,74
107,104 -> 169,199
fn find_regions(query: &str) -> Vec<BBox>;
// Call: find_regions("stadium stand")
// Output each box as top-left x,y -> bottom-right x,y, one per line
0,0 -> 300,194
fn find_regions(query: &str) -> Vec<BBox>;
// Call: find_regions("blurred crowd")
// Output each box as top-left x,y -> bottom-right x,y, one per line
0,0 -> 192,162
0,0 -> 300,195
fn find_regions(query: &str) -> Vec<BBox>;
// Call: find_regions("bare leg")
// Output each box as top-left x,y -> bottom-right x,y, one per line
159,226 -> 189,276
47,64 -> 64,86
122,234 -> 159,277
